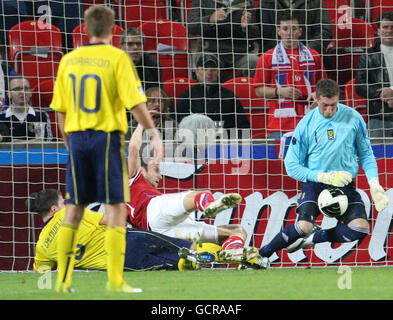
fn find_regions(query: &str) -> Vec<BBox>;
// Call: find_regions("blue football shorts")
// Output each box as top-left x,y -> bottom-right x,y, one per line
124,228 -> 191,271
296,181 -> 367,224
65,130 -> 129,205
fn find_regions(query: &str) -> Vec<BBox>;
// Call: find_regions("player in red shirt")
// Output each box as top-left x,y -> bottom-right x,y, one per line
253,11 -> 326,138
126,123 -> 268,268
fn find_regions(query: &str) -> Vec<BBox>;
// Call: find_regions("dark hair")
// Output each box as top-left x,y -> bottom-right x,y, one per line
315,79 -> 340,98
278,10 -> 304,26
25,189 -> 61,219
378,10 -> 393,28
120,27 -> 145,45
9,74 -> 30,88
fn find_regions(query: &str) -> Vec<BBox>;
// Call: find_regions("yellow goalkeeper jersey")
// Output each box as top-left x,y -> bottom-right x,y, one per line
50,43 -> 146,134
33,208 -> 107,272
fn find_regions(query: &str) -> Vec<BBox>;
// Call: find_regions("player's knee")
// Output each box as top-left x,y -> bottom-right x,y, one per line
229,224 -> 247,240
217,224 -> 246,242
345,225 -> 369,242
64,204 -> 85,225
297,220 -> 314,236
348,218 -> 370,230
346,219 -> 369,241
233,224 -> 247,240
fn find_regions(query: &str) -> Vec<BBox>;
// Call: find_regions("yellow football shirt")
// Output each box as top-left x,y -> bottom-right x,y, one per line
34,208 -> 108,272
50,44 -> 146,134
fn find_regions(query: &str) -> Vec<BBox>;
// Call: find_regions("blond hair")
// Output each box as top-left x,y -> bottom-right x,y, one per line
84,5 -> 114,38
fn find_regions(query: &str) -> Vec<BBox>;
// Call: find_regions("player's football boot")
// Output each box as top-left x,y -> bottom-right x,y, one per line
178,247 -> 216,264
240,255 -> 270,270
54,282 -> 75,293
217,246 -> 259,263
203,193 -> 242,218
106,281 -> 143,293
287,225 -> 321,253
178,258 -> 194,271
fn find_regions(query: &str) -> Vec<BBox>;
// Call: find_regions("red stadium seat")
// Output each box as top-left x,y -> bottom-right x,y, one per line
8,20 -> 64,89
30,78 -> 61,138
370,0 -> 393,24
116,0 -> 167,29
31,79 -> 54,108
163,77 -> 196,106
326,17 -> 375,86
322,0 -> 351,22
138,19 -> 189,81
72,22 -> 124,48
222,77 -> 267,138
344,78 -> 368,122
138,19 -> 188,52
82,0 -> 106,11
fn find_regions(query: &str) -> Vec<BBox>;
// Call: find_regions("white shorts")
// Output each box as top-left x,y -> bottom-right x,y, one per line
146,191 -> 218,242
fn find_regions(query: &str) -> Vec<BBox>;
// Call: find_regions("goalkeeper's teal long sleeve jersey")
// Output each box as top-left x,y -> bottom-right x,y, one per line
284,103 -> 379,183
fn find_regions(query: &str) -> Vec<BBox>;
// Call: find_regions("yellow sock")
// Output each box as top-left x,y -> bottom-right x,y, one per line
105,226 -> 126,286
56,222 -> 78,287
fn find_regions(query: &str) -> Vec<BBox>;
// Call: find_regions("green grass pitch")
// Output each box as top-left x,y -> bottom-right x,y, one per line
1,267 -> 392,300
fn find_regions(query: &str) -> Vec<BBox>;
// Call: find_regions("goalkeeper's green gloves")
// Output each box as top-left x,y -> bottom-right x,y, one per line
317,171 -> 352,187
369,178 -> 389,212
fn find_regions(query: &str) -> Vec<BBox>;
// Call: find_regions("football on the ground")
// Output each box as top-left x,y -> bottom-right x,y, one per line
318,188 -> 348,218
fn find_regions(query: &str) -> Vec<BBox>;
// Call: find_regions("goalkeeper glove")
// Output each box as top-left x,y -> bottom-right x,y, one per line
369,178 -> 389,212
317,171 -> 352,187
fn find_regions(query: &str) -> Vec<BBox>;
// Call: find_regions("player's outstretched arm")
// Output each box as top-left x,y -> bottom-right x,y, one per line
128,123 -> 143,178
131,103 -> 163,164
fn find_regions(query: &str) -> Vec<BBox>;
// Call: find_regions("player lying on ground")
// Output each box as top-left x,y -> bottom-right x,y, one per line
30,190 -> 263,273
259,79 -> 389,258
126,123 -> 269,268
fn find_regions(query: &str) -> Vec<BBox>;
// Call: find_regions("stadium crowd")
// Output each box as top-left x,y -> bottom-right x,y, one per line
1,0 -> 393,141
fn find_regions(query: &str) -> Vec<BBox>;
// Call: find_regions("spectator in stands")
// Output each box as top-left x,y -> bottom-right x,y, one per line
128,86 -> 175,140
255,0 -> 332,64
253,11 -> 326,139
120,27 -> 163,91
0,75 -> 53,142
355,11 -> 393,138
176,54 -> 250,134
187,0 -> 260,79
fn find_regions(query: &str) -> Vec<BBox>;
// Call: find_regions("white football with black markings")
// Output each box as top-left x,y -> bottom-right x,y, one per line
318,188 -> 348,218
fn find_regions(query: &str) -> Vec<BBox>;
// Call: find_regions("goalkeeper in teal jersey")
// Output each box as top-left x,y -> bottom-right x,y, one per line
259,79 -> 389,257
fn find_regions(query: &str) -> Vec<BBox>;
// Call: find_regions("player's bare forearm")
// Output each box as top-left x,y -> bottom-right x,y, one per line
57,112 -> 68,149
128,124 -> 143,178
131,103 -> 156,131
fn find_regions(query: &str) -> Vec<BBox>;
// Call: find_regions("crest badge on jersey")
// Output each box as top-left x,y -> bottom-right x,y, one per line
327,128 -> 334,140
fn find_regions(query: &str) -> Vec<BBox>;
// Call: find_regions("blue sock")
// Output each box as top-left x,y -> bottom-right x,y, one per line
313,224 -> 368,244
259,224 -> 304,257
